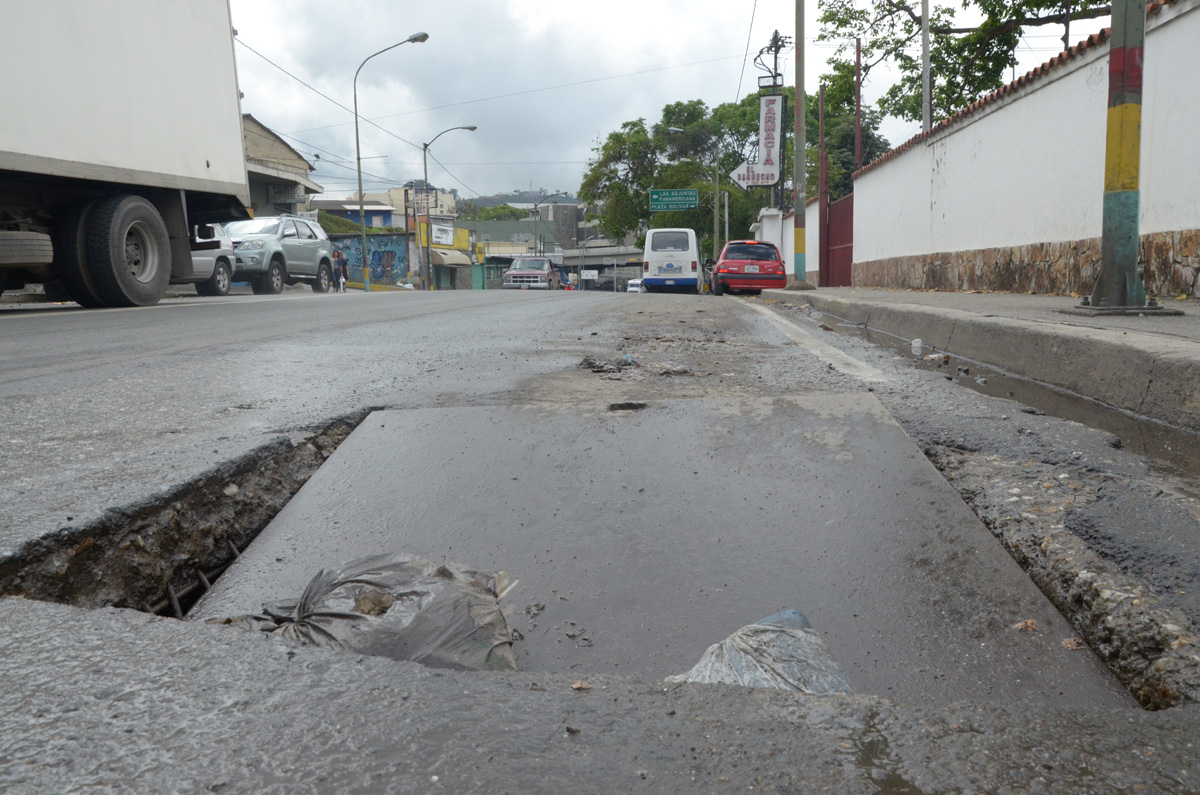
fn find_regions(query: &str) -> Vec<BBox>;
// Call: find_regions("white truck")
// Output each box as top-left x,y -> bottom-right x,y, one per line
0,0 -> 250,307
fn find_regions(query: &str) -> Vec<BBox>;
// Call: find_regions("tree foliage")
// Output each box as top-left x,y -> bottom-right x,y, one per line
817,0 -> 1111,122
578,84 -> 890,254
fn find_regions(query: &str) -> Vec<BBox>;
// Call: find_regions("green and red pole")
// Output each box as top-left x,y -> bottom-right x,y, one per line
1090,0 -> 1147,308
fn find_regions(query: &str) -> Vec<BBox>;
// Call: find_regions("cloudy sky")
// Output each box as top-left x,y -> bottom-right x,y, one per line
229,0 -> 1101,202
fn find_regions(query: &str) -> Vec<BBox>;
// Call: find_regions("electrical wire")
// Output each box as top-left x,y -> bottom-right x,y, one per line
735,0 -> 759,101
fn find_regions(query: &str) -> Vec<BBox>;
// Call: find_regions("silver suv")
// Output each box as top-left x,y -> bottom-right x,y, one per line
224,215 -> 334,294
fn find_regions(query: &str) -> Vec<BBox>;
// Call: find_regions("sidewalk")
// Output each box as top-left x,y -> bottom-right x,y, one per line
770,288 -> 1200,433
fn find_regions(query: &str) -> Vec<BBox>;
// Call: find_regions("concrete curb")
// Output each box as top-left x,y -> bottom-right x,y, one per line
783,291 -> 1200,433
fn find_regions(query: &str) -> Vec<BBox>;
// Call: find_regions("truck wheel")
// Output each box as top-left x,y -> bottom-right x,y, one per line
85,194 -> 171,307
52,199 -> 106,307
196,259 -> 232,297
312,262 -> 331,293
0,231 -> 53,266
252,258 -> 284,295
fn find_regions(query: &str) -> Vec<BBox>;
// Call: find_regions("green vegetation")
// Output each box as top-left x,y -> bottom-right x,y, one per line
818,0 -> 1110,122
316,210 -> 407,236
578,89 -> 888,257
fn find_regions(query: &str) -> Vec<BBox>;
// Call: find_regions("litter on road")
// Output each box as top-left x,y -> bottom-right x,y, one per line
212,552 -> 517,672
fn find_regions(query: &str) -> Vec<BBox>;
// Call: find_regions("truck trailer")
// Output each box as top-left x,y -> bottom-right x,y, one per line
0,0 -> 251,307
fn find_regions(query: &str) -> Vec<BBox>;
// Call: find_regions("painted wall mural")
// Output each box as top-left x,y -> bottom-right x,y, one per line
330,233 -> 411,283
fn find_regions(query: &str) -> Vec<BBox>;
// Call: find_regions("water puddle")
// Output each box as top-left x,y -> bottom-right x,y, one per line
817,316 -> 1200,498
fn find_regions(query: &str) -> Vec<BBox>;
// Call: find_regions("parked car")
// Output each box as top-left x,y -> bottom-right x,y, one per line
710,240 -> 787,296
191,223 -> 235,297
502,257 -> 561,290
223,215 -> 334,295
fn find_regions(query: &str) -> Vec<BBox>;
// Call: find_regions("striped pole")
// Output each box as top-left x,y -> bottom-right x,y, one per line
1090,0 -> 1147,308
793,0 -> 806,284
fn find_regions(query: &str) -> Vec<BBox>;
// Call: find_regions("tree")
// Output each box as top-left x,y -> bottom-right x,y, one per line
477,204 -> 525,222
806,61 -> 891,199
578,119 -> 659,242
578,84 -> 886,256
817,0 -> 1112,122
458,200 -> 480,220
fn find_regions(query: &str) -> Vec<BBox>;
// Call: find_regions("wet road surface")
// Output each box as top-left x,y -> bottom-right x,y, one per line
192,395 -> 1132,708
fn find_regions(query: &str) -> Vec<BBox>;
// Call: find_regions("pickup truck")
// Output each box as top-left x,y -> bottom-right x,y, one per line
503,257 -> 561,290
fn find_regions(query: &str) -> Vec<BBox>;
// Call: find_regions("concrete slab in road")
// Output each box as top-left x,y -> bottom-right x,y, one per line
193,394 -> 1132,708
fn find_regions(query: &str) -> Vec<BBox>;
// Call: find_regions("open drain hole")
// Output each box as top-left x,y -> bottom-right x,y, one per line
608,402 -> 648,412
0,410 -> 374,619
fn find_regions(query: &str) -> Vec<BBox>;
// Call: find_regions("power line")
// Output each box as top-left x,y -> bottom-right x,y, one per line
735,0 -> 759,101
235,38 -> 422,151
288,53 -> 753,135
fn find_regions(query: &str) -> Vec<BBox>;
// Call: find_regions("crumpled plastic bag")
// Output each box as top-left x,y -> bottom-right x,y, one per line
665,609 -> 853,694
214,553 -> 518,672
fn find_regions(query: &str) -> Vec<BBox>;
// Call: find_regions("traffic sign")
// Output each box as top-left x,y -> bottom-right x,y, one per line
649,189 -> 698,212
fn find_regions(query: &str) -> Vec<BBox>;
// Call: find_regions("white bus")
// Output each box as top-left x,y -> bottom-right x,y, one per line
641,228 -> 701,294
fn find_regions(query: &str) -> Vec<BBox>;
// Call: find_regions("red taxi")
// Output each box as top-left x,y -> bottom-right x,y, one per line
710,240 -> 786,296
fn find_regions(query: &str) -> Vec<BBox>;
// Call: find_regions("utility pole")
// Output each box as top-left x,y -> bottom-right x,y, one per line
793,0 -> 806,284
922,0 -> 931,131
1083,0 -> 1174,313
854,37 -> 864,169
818,84 -> 829,287
1062,0 -> 1072,50
766,30 -> 790,210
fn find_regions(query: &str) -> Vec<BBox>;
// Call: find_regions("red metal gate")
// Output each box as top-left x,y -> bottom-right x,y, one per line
825,193 -> 854,287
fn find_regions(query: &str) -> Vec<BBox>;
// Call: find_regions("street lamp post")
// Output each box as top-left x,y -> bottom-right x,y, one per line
421,125 -> 477,290
354,31 -> 428,293
668,128 -> 720,261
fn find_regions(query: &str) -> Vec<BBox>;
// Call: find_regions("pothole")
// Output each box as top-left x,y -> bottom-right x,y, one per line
0,411 -> 371,617
608,402 -> 648,412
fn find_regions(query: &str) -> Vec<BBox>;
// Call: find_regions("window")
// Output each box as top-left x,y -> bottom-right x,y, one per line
295,221 -> 315,240
650,231 -> 690,252
724,242 -> 780,261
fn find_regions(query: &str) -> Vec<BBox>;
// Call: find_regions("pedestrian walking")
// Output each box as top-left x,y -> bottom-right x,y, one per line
332,250 -> 348,292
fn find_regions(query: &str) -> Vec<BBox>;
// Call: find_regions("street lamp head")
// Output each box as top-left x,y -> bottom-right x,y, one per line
668,127 -> 685,133
463,126 -> 478,132
407,32 -> 430,43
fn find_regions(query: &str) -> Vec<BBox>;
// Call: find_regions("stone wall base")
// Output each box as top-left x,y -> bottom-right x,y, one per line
853,229 -> 1200,296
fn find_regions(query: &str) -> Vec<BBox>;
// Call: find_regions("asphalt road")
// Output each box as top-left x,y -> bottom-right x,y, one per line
0,289 -> 586,555
3,286 -> 1198,789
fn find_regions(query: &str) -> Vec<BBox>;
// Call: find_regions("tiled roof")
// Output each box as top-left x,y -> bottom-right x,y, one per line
853,1 -> 1174,179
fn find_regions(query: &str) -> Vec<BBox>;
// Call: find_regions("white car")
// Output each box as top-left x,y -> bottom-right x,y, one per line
627,279 -> 644,293
190,223 -> 235,296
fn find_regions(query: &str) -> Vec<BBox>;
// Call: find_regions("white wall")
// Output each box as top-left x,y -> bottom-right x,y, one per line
752,205 -> 820,280
854,0 -> 1199,262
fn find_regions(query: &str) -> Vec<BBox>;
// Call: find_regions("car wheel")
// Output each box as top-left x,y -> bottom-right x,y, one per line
312,262 -> 331,293
256,258 -> 284,294
85,194 -> 171,307
712,277 -> 724,296
197,258 -> 232,296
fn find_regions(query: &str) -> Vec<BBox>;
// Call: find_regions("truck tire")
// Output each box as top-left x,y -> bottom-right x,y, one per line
196,258 -> 232,297
312,262 -> 331,293
251,258 -> 284,295
52,199 -> 106,308
86,194 -> 171,307
0,231 -> 54,266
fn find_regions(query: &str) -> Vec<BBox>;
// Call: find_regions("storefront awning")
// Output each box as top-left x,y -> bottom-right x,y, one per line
431,249 -> 472,266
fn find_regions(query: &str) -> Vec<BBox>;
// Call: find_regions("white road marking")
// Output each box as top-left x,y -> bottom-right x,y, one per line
744,300 -> 890,382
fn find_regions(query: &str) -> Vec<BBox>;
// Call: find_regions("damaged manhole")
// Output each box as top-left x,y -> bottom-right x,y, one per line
608,402 -> 648,412
0,410 -> 372,620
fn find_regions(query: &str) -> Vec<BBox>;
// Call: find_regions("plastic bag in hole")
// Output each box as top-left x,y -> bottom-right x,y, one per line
665,609 -> 853,694
214,553 -> 518,672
